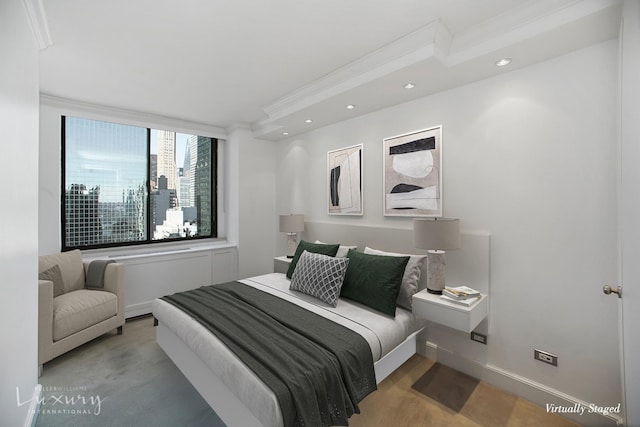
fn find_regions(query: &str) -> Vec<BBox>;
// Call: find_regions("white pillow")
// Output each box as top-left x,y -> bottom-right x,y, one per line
314,240 -> 357,258
363,247 -> 426,310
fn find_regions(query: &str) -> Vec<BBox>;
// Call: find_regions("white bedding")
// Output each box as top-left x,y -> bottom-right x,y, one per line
152,272 -> 423,427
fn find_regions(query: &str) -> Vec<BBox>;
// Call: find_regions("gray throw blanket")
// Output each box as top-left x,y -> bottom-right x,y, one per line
162,282 -> 376,427
85,259 -> 115,289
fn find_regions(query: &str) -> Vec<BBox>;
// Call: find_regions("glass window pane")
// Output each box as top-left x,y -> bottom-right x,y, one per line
63,116 -> 216,249
150,131 -> 214,240
64,117 -> 148,248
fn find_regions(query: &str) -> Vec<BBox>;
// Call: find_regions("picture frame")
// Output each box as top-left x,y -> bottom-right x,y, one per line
327,144 -> 363,216
383,126 -> 442,217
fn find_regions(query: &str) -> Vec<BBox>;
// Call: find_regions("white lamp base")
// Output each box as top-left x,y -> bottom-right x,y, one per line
286,233 -> 298,258
427,250 -> 446,294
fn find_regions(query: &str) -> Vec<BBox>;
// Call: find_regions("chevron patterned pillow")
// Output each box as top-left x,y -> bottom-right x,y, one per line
290,250 -> 350,307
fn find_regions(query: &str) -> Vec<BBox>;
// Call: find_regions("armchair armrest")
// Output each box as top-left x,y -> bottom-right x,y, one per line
104,263 -> 125,318
103,263 -> 124,294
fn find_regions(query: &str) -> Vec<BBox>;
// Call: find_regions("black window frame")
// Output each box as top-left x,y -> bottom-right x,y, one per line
61,115 -> 218,251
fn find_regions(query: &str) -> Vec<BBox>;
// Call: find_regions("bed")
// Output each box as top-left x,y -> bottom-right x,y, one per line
152,244 -> 428,427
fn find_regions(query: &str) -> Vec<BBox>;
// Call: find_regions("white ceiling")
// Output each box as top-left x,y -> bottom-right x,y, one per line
37,0 -> 621,141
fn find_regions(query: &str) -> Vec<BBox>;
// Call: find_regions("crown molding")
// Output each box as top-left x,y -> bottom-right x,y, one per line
22,0 -> 52,50
252,123 -> 284,139
40,94 -> 228,138
259,20 -> 451,125
446,0 -> 621,66
226,122 -> 253,135
251,0 -> 621,141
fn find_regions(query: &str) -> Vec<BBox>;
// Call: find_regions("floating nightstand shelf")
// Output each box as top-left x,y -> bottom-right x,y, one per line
412,289 -> 488,333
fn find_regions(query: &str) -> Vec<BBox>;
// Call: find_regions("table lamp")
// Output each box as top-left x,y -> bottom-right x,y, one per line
413,217 -> 460,294
279,214 -> 304,258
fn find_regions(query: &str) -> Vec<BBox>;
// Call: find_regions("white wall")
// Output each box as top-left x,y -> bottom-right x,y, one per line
0,1 -> 41,425
227,126 -> 278,278
276,40 -> 621,421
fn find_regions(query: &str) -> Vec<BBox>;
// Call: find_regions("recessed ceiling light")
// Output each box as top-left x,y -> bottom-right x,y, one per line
496,58 -> 512,67
346,104 -> 356,110
305,119 -> 313,123
403,83 -> 416,89
282,132 -> 289,136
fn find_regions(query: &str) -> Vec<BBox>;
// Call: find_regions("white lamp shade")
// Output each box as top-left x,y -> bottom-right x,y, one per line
413,218 -> 460,251
279,214 -> 304,233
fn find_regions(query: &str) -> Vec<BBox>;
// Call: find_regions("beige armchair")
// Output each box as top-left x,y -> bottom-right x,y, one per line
38,250 -> 125,374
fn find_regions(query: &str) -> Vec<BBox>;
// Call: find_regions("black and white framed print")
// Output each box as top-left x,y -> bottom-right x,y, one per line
327,144 -> 363,216
383,126 -> 442,217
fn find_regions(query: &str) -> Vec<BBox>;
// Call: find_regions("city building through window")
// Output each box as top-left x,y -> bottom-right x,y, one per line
62,116 -> 217,250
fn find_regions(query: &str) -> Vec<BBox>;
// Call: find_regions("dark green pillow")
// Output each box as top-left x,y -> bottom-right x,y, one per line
286,240 -> 340,279
340,249 -> 409,316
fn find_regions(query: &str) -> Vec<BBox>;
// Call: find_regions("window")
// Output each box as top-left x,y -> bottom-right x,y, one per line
62,116 -> 217,250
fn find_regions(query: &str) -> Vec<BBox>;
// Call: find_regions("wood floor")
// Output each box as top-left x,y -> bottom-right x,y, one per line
37,315 -> 578,427
351,354 -> 578,427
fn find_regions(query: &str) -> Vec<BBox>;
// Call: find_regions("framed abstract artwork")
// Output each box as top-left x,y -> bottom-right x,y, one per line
327,144 -> 363,215
383,126 -> 442,217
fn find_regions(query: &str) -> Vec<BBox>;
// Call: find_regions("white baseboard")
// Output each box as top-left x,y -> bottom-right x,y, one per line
125,301 -> 153,319
24,384 -> 42,427
418,342 -> 623,427
423,340 -> 438,360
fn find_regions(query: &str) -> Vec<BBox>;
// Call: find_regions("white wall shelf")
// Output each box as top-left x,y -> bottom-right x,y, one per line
412,289 -> 488,333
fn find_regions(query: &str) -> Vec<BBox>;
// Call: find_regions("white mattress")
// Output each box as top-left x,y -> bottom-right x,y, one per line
152,273 -> 422,427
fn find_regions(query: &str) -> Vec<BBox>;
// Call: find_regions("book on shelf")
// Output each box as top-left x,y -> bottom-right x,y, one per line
440,294 -> 481,307
443,286 -> 481,300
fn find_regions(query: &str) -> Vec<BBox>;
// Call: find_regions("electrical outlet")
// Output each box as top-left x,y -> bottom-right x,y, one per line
534,349 -> 558,366
470,332 -> 488,345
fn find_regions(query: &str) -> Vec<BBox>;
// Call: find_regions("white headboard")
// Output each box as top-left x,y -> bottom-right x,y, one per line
302,221 -> 490,294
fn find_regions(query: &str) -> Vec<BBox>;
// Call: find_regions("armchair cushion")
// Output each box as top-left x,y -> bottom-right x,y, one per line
39,264 -> 64,298
53,289 -> 118,341
39,250 -> 85,293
